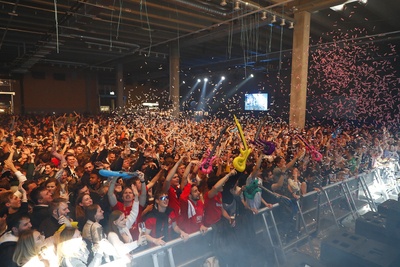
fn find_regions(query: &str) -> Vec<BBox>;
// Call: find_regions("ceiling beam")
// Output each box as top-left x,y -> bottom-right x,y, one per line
285,0 -> 349,13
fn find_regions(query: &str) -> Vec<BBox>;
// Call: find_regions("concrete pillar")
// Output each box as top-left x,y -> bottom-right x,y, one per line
289,11 -> 311,129
169,42 -> 180,117
116,64 -> 124,111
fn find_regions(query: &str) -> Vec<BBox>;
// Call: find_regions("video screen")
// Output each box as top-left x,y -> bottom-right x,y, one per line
244,93 -> 268,111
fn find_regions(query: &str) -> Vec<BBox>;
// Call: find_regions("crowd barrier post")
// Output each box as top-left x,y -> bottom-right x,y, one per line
320,189 -> 340,228
341,180 -> 359,220
358,173 -> 378,211
373,167 -> 391,200
258,203 -> 284,267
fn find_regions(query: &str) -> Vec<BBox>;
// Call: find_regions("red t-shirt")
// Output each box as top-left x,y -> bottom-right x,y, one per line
179,183 -> 205,234
203,191 -> 223,227
144,209 -> 176,241
168,186 -> 181,217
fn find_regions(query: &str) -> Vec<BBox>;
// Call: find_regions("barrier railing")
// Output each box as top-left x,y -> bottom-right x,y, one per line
124,164 -> 399,267
129,227 -> 213,267
252,163 -> 399,266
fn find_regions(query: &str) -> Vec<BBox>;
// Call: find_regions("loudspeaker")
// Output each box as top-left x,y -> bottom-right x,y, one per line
355,211 -> 388,244
378,199 -> 400,221
320,230 -> 366,267
351,238 -> 400,267
386,216 -> 400,240
321,230 -> 400,267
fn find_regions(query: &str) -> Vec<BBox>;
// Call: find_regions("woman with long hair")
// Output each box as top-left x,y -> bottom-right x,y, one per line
107,184 -> 146,258
12,230 -> 56,267
57,227 -> 103,267
82,204 -> 104,245
75,193 -> 93,231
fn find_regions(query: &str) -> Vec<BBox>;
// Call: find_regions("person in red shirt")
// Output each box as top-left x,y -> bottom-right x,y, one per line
179,182 -> 208,234
144,191 -> 189,246
162,157 -> 184,218
203,170 -> 237,227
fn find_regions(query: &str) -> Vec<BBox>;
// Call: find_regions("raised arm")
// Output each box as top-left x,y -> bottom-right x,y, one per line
107,176 -> 118,208
162,157 -> 183,193
208,169 -> 237,199
147,168 -> 165,190
285,148 -> 305,171
180,160 -> 198,189
248,151 -> 263,179
126,184 -> 140,229
137,171 -> 147,207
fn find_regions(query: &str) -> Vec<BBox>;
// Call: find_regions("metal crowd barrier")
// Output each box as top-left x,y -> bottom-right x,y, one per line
252,163 -> 400,267
121,164 -> 399,267
129,227 -> 213,267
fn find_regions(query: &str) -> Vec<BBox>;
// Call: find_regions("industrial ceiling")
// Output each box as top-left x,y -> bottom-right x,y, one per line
0,0 -> 399,78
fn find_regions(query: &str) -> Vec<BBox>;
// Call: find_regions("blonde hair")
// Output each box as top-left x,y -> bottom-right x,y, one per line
12,230 -> 40,266
57,227 -> 87,265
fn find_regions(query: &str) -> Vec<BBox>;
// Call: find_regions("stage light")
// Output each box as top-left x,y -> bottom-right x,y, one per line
234,1 -> 240,11
221,76 -> 225,80
280,18 -> 286,26
270,15 -> 276,23
197,79 -> 201,82
204,78 -> 208,82
261,11 -> 267,21
289,21 -> 294,29
250,74 -> 254,78
220,0 -> 227,6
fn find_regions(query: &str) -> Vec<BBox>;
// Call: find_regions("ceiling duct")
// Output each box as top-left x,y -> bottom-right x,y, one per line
173,0 -> 228,16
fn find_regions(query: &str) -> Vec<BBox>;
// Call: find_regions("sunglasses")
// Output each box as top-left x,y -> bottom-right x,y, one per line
159,196 -> 169,201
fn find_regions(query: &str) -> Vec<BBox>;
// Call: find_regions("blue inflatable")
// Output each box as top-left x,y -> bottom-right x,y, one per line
99,169 -> 139,179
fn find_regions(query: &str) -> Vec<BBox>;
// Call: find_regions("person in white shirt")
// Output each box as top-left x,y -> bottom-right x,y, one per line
107,185 -> 146,260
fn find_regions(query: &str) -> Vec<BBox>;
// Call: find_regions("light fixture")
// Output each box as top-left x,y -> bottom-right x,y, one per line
197,79 -> 201,82
221,76 -> 225,80
250,74 -> 254,78
280,18 -> 286,26
220,0 -> 227,6
261,11 -> 267,20
289,21 -> 294,29
271,15 -> 276,23
330,0 -> 366,11
234,1 -> 240,11
204,78 -> 208,82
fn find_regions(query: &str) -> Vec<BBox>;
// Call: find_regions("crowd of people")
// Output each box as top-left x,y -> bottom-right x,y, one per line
0,112 -> 398,267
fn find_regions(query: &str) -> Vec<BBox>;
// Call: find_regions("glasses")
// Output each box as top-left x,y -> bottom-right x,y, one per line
159,196 -> 169,201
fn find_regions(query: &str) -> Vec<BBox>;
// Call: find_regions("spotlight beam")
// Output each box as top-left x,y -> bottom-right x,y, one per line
181,80 -> 200,108
197,79 -> 208,111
